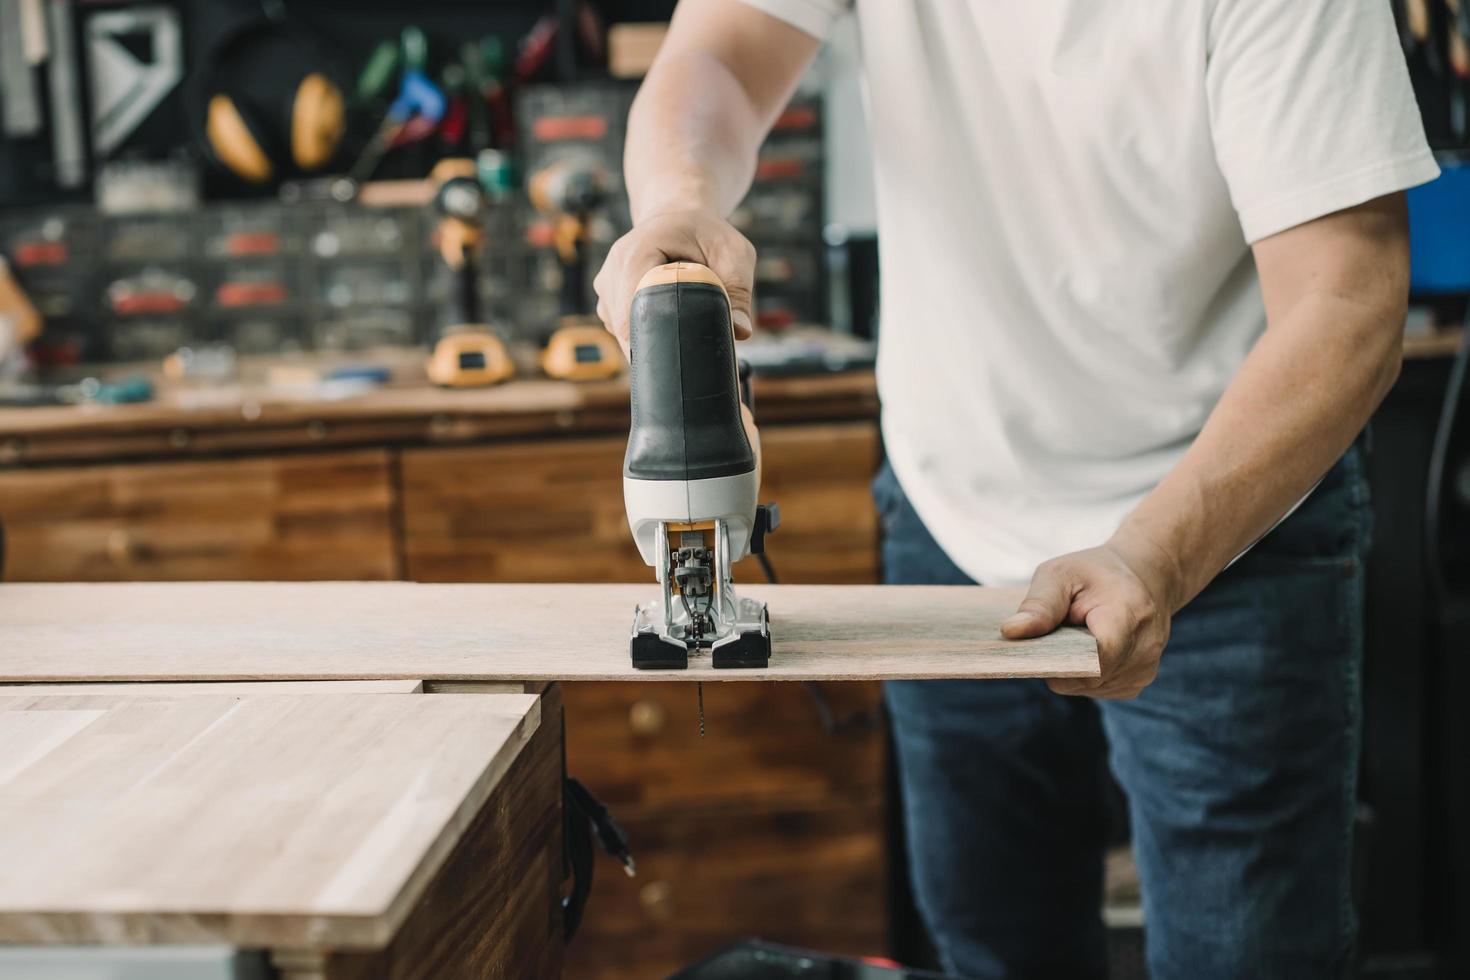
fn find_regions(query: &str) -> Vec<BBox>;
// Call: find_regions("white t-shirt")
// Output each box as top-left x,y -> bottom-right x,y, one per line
740,0 -> 1439,585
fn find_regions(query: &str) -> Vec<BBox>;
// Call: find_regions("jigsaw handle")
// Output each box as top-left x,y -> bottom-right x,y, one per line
623,262 -> 755,483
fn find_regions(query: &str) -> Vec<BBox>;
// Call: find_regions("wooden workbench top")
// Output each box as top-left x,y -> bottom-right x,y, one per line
0,372 -> 878,466
0,690 -> 540,948
0,582 -> 1099,683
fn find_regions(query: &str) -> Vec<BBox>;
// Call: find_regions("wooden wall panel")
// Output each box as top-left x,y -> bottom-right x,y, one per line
0,450 -> 396,582
401,422 -> 880,585
561,681 -> 883,812
402,436 -> 643,584
563,800 -> 885,980
561,680 -> 887,980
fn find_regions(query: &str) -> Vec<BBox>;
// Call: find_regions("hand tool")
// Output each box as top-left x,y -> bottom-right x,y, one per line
528,156 -> 609,319
347,27 -> 446,184
540,322 -> 623,381
0,257 -> 42,372
0,0 -> 43,137
86,6 -> 183,157
530,156 -> 620,375
44,0 -> 86,189
623,262 -> 779,669
19,0 -> 46,65
424,159 -> 514,387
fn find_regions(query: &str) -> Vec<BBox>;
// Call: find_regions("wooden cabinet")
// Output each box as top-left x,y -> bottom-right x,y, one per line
401,422 -> 881,585
0,450 -> 397,581
401,436 -> 645,584
561,680 -> 886,980
0,686 -> 564,980
560,681 -> 884,813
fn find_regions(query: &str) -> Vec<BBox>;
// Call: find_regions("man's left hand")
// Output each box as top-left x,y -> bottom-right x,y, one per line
1000,533 -> 1183,700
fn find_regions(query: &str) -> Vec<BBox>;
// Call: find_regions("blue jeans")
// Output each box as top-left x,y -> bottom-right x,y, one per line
877,448 -> 1370,980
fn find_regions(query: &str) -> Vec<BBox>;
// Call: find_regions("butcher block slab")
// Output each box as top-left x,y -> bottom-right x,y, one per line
0,691 -> 540,948
0,582 -> 1098,683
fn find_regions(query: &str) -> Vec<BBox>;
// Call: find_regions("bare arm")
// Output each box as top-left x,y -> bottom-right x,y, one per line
1008,195 -> 1410,699
594,0 -> 820,345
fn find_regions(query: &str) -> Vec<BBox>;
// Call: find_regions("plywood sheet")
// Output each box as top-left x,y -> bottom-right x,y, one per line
0,582 -> 1098,682
0,680 -> 424,696
0,691 -> 539,948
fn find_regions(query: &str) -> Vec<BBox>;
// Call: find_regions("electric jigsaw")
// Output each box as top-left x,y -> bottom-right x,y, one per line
624,262 -> 779,669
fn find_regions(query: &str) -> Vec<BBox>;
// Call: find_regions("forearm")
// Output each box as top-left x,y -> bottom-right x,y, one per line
625,50 -> 766,222
624,1 -> 816,224
1115,293 -> 1403,611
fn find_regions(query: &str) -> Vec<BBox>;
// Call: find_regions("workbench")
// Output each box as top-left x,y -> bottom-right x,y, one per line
0,370 -> 892,980
0,682 -> 566,980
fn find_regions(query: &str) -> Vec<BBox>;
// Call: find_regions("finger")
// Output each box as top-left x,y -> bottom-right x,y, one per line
1048,674 -> 1145,700
1046,676 -> 1101,697
601,296 -> 630,360
1002,562 -> 1075,638
699,230 -> 756,339
611,245 -> 671,346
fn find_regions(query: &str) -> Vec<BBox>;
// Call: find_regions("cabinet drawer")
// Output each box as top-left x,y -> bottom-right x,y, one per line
563,680 -> 884,813
0,450 -> 396,581
401,422 -> 880,584
564,799 -> 886,980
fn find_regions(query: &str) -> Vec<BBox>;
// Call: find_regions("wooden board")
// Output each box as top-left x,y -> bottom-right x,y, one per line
0,680 -> 425,695
0,582 -> 1099,682
0,691 -> 540,948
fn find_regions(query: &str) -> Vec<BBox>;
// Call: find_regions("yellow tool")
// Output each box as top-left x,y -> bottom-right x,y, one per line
424,158 -> 513,388
427,329 -> 514,387
0,257 -> 41,367
540,319 -> 623,381
529,158 -> 609,315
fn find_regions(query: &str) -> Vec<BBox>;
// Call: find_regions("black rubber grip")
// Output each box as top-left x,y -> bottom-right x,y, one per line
624,280 -> 756,482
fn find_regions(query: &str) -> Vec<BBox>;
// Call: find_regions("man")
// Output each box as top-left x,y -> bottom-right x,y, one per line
593,1 -> 1437,976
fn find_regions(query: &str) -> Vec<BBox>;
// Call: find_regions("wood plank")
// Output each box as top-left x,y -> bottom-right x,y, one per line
0,692 -> 540,948
0,582 -> 1100,682
0,450 -> 397,581
0,680 -> 425,695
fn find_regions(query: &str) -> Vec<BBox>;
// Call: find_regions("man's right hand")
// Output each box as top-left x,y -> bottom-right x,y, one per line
593,207 -> 757,354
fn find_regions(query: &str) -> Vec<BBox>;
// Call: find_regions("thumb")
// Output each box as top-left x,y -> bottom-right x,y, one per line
725,281 -> 754,339
1002,564 -> 1074,639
